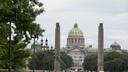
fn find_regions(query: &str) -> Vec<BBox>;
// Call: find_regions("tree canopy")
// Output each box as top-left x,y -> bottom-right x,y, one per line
0,0 -> 44,69
83,54 -> 97,71
83,51 -> 128,72
28,50 -> 73,71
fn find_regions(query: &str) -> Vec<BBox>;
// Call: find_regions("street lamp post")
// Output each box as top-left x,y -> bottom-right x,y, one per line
48,46 -> 53,72
41,39 -> 44,72
41,38 -> 53,72
45,39 -> 52,72
44,39 -> 51,72
32,35 -> 37,72
41,39 -> 48,72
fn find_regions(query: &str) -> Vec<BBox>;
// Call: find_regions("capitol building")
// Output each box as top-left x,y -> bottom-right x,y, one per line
62,23 -> 122,72
63,24 -> 86,71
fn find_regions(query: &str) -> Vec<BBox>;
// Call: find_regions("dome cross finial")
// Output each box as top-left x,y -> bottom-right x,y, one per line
74,19 -> 78,28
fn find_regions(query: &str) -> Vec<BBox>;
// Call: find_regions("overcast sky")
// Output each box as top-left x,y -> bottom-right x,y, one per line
35,0 -> 128,50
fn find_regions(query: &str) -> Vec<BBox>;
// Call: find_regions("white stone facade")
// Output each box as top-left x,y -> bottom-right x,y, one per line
65,24 -> 87,72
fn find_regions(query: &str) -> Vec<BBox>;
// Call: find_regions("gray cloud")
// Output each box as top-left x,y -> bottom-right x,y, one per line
34,0 -> 128,50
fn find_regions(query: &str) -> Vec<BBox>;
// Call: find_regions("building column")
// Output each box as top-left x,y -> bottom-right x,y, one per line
97,23 -> 104,72
54,22 -> 61,72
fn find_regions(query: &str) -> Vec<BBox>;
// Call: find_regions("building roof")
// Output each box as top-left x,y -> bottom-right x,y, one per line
110,42 -> 121,47
68,24 -> 83,37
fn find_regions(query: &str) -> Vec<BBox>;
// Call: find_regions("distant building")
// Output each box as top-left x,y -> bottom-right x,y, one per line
63,23 -> 86,71
110,42 -> 121,50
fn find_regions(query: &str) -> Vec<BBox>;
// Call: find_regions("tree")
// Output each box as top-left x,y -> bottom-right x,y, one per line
28,50 -> 73,71
104,52 -> 128,72
83,54 -> 97,71
83,51 -> 128,72
60,52 -> 73,70
28,50 -> 54,70
0,0 -> 44,69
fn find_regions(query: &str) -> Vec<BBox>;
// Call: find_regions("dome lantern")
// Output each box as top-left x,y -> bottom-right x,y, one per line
74,24 -> 78,28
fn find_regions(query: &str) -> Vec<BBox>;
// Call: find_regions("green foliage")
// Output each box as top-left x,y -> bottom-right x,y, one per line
83,54 -> 97,71
60,52 -> 73,70
28,50 -> 54,70
0,0 -> 44,43
0,0 -> 44,69
104,51 -> 120,61
28,50 -> 73,70
83,52 -> 128,72
0,41 -> 31,69
104,52 -> 128,72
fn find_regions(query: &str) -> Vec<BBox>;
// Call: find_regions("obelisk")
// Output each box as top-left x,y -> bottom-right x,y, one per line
97,23 -> 104,72
54,22 -> 61,72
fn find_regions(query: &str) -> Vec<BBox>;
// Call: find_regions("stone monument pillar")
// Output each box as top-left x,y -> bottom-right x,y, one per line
97,23 -> 104,72
54,22 -> 61,72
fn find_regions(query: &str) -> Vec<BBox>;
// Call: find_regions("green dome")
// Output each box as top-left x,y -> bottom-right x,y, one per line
68,24 -> 83,37
110,42 -> 120,47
